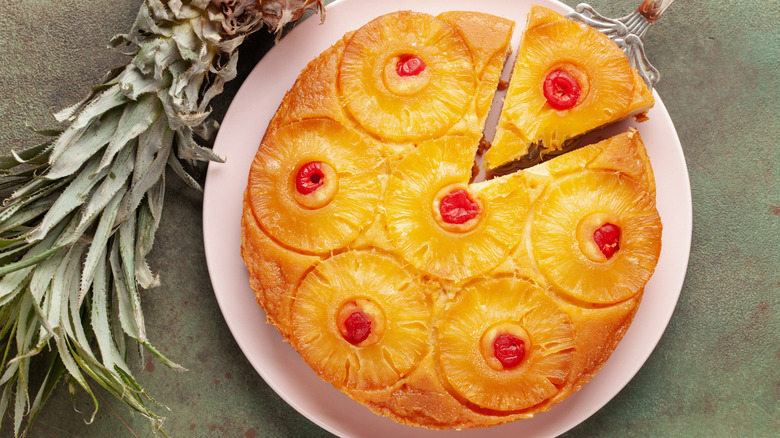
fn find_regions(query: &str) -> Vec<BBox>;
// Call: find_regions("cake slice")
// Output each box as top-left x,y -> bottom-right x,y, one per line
486,6 -> 654,171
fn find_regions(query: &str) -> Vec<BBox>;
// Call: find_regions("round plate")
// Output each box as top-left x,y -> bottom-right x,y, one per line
202,0 -> 692,436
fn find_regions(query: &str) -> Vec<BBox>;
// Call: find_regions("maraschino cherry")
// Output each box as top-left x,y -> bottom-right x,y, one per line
439,189 -> 480,224
593,223 -> 620,259
543,70 -> 581,110
396,55 -> 426,77
342,311 -> 372,345
493,333 -> 526,369
296,161 -> 326,194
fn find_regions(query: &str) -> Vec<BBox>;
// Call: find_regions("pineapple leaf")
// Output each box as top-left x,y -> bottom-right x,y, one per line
0,164 -> 49,186
99,95 -> 161,172
45,242 -> 83,333
13,377 -> 25,437
118,65 -> 170,100
135,113 -> 170,177
51,71 -> 124,124
134,183 -> 164,289
81,189 -> 126,296
0,384 -> 10,433
76,143 -> 136,238
116,130 -> 172,225
117,217 -> 146,339
175,126 -> 224,163
24,127 -> 61,138
29,246 -> 64,303
108,242 -> 141,341
166,149 -> 203,191
25,355 -> 66,434
25,158 -> 105,244
142,341 -> 187,372
46,109 -> 122,180
54,330 -> 99,423
0,238 -> 25,251
68,85 -> 128,131
2,178 -> 68,220
0,142 -> 52,170
90,252 -> 120,373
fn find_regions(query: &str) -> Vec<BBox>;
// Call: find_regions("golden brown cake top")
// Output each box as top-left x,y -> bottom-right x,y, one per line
240,9 -> 662,431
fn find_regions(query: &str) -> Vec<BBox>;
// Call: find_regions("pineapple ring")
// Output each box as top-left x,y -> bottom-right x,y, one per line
532,170 -> 662,304
247,118 -> 385,253
385,136 -> 528,281
437,277 -> 574,412
496,19 -> 633,154
291,251 -> 431,391
339,11 -> 476,142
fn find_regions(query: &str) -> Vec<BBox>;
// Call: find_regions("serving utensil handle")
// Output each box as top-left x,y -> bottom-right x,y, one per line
637,0 -> 676,23
567,0 -> 677,88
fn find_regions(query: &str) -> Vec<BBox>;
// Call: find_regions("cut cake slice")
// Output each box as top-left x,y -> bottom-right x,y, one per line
486,6 -> 654,171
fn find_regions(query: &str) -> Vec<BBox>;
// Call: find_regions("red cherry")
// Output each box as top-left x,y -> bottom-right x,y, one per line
594,223 -> 621,259
543,70 -> 581,110
296,161 -> 325,195
396,55 -> 426,77
493,334 -> 525,369
342,311 -> 372,345
439,189 -> 480,224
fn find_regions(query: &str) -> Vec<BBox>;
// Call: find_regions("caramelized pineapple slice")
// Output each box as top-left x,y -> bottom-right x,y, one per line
291,251 -> 431,390
384,136 -> 528,281
339,11 -> 475,142
487,6 -> 653,169
437,277 -> 574,411
532,170 -> 662,304
247,118 -> 385,252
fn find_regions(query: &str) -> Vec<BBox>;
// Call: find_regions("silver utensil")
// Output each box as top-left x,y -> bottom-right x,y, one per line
567,0 -> 676,89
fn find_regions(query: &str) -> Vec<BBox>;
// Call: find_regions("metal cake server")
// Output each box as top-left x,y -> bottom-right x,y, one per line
567,0 -> 676,89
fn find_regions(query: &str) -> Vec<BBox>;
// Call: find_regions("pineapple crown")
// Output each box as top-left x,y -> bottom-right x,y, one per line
0,1 -> 324,436
213,0 -> 325,36
98,0 -> 323,163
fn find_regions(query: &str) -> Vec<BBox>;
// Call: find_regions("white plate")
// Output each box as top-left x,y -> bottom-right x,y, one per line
203,0 -> 692,436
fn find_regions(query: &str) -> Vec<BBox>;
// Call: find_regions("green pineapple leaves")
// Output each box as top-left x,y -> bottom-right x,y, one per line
0,0 -> 324,436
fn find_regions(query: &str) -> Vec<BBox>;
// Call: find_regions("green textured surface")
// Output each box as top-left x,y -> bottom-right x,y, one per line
0,0 -> 778,437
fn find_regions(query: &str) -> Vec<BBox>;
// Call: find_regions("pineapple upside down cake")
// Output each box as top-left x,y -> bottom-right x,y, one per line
241,6 -> 662,430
